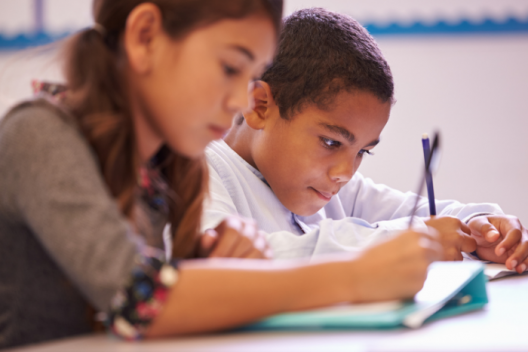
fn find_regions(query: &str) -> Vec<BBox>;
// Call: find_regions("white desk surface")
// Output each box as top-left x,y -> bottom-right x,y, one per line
8,273 -> 528,352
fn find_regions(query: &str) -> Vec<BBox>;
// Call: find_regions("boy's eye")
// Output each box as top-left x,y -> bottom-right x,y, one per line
223,64 -> 241,77
320,137 -> 342,149
358,149 -> 374,157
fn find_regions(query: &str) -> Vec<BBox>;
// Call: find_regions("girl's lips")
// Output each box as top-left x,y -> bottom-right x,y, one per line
208,124 -> 229,139
311,187 -> 333,201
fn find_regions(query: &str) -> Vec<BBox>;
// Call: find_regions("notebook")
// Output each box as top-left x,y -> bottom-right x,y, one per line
462,253 -> 520,280
243,261 -> 487,331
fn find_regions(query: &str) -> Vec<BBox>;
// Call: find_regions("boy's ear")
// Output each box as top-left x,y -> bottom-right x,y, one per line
243,80 -> 275,130
124,3 -> 163,75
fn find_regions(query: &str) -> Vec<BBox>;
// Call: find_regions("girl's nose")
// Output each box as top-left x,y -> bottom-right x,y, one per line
226,82 -> 253,115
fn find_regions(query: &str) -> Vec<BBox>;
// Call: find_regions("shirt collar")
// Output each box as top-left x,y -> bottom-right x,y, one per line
218,140 -> 268,185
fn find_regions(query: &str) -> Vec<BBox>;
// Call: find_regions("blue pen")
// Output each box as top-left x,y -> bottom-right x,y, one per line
422,133 -> 436,216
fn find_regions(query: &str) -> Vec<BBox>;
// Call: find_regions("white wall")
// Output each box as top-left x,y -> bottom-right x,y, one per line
0,48 -> 62,116
0,0 -> 92,35
363,36 -> 528,225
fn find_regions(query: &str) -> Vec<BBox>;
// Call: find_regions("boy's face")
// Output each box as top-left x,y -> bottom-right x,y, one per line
252,90 -> 391,216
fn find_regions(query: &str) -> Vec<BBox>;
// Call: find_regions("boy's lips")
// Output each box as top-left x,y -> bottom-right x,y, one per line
310,187 -> 334,201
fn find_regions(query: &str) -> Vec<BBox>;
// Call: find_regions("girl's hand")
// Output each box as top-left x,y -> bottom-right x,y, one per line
348,230 -> 443,302
199,216 -> 272,259
425,216 -> 477,261
468,215 -> 528,273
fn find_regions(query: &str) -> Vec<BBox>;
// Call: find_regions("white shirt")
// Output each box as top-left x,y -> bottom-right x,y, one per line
202,140 -> 503,260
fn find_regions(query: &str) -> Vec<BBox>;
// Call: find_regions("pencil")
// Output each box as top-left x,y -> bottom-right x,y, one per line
422,133 -> 437,216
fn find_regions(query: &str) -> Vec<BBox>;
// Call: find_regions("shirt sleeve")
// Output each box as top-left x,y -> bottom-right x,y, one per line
267,216 -> 430,260
337,172 -> 504,222
200,162 -> 239,232
0,103 -> 139,311
268,172 -> 503,259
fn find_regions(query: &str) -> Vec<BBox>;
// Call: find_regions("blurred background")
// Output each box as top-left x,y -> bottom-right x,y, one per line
1,0 -> 527,224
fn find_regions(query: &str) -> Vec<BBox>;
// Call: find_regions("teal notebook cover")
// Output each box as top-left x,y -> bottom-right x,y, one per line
244,261 -> 488,331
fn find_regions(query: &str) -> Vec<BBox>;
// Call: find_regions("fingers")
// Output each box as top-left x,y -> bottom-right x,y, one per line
209,217 -> 241,257
502,232 -> 528,271
199,229 -> 218,257
397,230 -> 442,263
210,217 -> 246,257
441,247 -> 463,261
209,216 -> 271,259
257,230 -> 273,259
486,215 -> 528,270
353,231 -> 435,302
459,221 -> 471,235
245,249 -> 265,259
425,216 -> 475,259
496,227 -> 521,257
511,243 -> 528,273
417,232 -> 443,262
393,231 -> 441,295
456,221 -> 474,255
469,216 -> 500,243
459,233 -> 477,254
517,257 -> 528,274
230,220 -> 258,257
238,231 -> 272,259
231,222 -> 271,258
245,246 -> 273,259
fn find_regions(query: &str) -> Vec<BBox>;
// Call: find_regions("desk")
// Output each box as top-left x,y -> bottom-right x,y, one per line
9,274 -> 528,352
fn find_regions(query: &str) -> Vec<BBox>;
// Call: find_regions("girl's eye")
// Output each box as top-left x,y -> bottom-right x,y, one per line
320,137 -> 341,149
223,64 -> 241,77
358,149 -> 374,157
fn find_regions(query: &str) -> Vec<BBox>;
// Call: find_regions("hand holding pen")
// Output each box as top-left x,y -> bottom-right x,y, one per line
410,133 -> 528,269
409,132 -> 476,261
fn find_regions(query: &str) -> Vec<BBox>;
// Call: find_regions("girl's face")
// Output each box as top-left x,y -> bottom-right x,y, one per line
125,6 -> 276,160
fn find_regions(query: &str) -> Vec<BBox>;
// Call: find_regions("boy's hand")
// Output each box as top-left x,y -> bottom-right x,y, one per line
468,215 -> 528,273
424,216 -> 477,261
199,216 -> 272,259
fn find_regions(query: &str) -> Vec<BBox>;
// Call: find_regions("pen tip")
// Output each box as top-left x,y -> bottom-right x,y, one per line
422,133 -> 429,139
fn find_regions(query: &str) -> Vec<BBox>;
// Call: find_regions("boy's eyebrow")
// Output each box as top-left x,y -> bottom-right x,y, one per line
319,123 -> 355,144
365,139 -> 380,147
229,44 -> 255,61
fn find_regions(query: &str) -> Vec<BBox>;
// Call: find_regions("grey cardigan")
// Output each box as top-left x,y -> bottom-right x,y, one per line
0,101 -> 138,348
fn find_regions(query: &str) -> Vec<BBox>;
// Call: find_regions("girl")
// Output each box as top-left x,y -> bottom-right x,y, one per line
0,0 -> 441,348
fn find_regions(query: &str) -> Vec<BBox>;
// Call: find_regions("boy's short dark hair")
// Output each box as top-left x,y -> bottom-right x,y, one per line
261,7 -> 394,119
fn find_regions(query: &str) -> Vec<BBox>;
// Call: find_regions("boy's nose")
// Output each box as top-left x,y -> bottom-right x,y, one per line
329,158 -> 355,183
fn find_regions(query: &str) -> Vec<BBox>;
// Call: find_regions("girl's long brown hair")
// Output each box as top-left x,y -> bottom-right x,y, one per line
63,0 -> 282,258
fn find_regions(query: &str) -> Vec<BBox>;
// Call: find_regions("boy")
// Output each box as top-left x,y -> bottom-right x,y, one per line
202,8 -> 528,271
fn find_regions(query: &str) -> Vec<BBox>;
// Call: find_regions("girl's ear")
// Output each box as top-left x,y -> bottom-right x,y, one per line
243,80 -> 276,130
123,3 -> 164,75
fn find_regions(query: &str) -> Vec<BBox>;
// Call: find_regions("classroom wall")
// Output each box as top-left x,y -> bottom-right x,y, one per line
1,0 -> 527,224
360,35 -> 528,225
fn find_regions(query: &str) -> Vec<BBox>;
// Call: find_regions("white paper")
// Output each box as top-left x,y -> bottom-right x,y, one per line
485,263 -> 517,280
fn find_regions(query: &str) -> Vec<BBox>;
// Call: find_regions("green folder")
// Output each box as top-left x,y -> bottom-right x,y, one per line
244,261 -> 488,330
